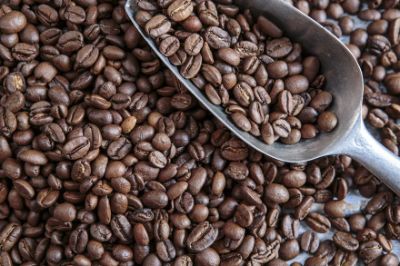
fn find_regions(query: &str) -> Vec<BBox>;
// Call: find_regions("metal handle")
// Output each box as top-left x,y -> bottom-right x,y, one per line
337,119 -> 400,196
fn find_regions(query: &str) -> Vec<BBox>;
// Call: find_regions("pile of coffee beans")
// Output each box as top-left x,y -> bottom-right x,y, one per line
137,0 -> 339,145
0,0 -> 399,265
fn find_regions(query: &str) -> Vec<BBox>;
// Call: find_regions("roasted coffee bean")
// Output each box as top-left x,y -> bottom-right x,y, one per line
63,136 -> 90,160
90,223 -> 112,242
0,11 -> 27,34
281,214 -> 300,239
184,33 -> 204,56
333,231 -> 359,252
0,223 -> 22,252
257,16 -> 283,37
300,231 -> 320,254
181,54 -> 202,79
145,15 -> 171,38
160,36 -> 180,57
167,0 -> 193,22
264,183 -> 289,204
305,212 -> 331,233
57,31 -> 84,53
324,200 -> 347,218
359,240 -> 383,263
186,221 -> 218,252
204,26 -> 231,49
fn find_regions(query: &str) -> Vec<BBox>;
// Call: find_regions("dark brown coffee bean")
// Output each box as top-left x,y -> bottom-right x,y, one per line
160,36 -> 180,57
305,212 -> 331,233
281,214 -> 300,239
359,240 -> 383,263
272,119 -> 291,138
145,15 -> 171,38
181,54 -> 202,79
195,247 -> 220,266
90,223 -> 112,242
0,11 -> 27,34
13,179 -> 34,200
234,41 -> 258,58
0,223 -> 22,252
167,0 -> 193,22
204,26 -> 231,49
300,231 -> 320,254
186,221 -> 218,252
63,136 -> 90,160
142,190 -> 168,209
333,231 -> 359,252
257,16 -> 283,38
36,4 -> 59,27
57,31 -> 83,53
17,149 -> 48,165
266,38 -> 293,58
220,138 -> 248,161
231,112 -> 251,132
324,200 -> 347,218
12,43 -> 38,61
184,33 -> 204,56
267,61 -> 289,79
365,191 -> 393,215
278,239 -> 299,260
75,44 -> 99,69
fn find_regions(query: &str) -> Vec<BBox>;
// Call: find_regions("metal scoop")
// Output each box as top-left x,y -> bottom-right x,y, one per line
125,0 -> 400,195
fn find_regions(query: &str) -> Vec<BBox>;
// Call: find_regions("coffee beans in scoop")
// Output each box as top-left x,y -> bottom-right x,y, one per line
137,0 -> 339,145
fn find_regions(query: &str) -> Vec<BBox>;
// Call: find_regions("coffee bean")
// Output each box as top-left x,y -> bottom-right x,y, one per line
0,11 -> 27,34
365,191 -> 393,215
204,26 -> 231,49
332,250 -> 358,266
231,112 -> 251,132
257,16 -> 283,38
324,200 -> 347,218
13,179 -> 34,199
167,0 -> 193,22
184,33 -> 204,56
186,221 -> 218,252
53,202 -> 77,222
145,15 -> 171,38
64,5 -> 86,25
160,36 -> 180,56
272,119 -> 291,138
17,149 -> 47,165
266,37 -> 293,58
305,212 -> 331,233
90,223 -> 112,242
142,190 -> 168,209
267,60 -> 289,79
333,231 -> 359,252
195,247 -> 220,266
318,111 -> 338,132
181,54 -> 202,79
12,42 -> 38,61
63,136 -> 90,160
300,231 -> 320,254
0,223 -> 22,252
264,183 -> 289,204
217,48 -> 240,66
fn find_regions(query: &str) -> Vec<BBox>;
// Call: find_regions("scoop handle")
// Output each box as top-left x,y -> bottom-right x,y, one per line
339,120 -> 400,196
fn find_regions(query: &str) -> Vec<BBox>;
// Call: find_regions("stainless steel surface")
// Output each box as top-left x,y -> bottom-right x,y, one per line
124,0 -> 400,195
